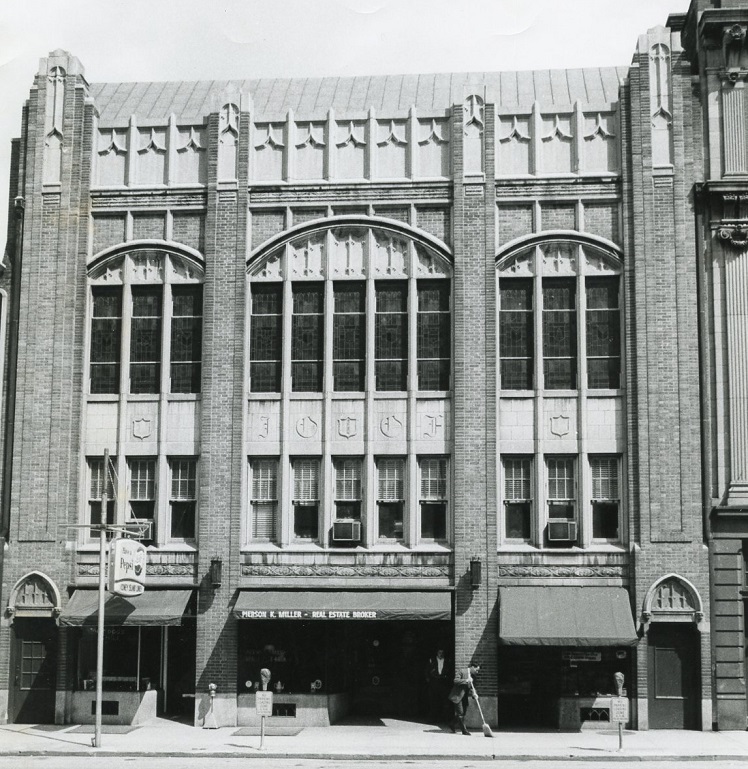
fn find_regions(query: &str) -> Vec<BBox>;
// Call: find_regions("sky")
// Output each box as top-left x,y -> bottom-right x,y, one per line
0,0 -> 691,249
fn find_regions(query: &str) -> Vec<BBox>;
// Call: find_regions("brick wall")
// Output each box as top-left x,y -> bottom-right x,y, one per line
623,32 -> 711,728
451,103 -> 498,699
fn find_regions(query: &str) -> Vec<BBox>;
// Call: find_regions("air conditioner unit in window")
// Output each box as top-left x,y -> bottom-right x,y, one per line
332,519 -> 362,543
547,519 -> 578,542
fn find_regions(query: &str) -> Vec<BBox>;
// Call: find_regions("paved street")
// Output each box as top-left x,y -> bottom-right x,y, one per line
3,760 -> 748,769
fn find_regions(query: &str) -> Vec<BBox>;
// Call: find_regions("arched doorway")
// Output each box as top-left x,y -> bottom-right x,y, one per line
7,572 -> 62,723
643,575 -> 704,729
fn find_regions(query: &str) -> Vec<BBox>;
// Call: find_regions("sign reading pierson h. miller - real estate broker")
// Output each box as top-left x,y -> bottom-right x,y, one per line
108,539 -> 147,596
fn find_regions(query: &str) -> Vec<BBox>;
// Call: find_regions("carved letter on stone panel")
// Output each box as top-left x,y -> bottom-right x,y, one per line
380,415 -> 403,438
423,414 -> 443,438
295,417 -> 318,439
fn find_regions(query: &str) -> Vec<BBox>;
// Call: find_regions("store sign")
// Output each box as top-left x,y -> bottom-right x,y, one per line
562,651 -> 601,663
610,697 -> 630,722
239,609 -> 379,620
108,539 -> 147,596
255,691 -> 273,717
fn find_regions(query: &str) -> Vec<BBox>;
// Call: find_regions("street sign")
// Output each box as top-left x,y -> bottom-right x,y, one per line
256,691 -> 273,717
610,697 -> 629,722
108,538 -> 147,596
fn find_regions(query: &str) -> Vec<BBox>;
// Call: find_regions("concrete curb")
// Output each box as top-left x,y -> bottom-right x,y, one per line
0,751 -> 746,761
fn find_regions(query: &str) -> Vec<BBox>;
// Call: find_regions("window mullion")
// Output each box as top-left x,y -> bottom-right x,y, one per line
408,243 -> 417,392
577,245 -> 589,545
533,246 -> 544,547
121,278 -> 133,396
324,233 -> 334,392
281,251 -> 293,395
162,274 -> 172,395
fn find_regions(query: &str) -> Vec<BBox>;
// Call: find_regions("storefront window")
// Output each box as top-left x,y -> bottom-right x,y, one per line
76,627 -> 161,692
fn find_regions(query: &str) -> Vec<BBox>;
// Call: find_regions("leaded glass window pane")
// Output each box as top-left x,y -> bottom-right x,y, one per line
417,280 -> 450,390
375,281 -> 407,391
170,286 -> 202,393
542,278 -> 576,389
90,288 -> 122,394
586,276 -> 620,389
500,279 -> 533,390
250,284 -> 282,393
333,282 -> 365,391
130,287 -> 162,394
292,283 -> 323,392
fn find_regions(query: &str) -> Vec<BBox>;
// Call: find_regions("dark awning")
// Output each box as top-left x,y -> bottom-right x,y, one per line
233,590 -> 452,621
59,589 -> 193,627
499,586 -> 638,646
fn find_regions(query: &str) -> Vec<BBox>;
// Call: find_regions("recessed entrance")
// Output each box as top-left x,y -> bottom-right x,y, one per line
10,619 -> 58,724
647,623 -> 699,729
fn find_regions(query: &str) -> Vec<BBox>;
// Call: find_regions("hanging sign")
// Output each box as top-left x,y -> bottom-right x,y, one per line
108,539 -> 147,596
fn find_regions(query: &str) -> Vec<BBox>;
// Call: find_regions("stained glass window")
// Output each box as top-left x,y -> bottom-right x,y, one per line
417,280 -> 450,390
250,284 -> 283,392
586,277 -> 620,389
291,284 -> 324,392
542,278 -> 577,389
90,288 -> 122,394
499,279 -> 533,389
130,287 -> 162,394
170,287 -> 202,393
333,282 -> 365,391
375,281 -> 408,391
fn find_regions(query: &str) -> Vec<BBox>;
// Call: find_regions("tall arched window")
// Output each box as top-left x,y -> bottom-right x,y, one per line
88,248 -> 204,395
497,236 -> 624,549
85,247 -> 204,546
246,219 -> 453,549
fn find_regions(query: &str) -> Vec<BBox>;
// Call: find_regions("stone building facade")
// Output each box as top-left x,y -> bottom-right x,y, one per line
0,0 -> 746,732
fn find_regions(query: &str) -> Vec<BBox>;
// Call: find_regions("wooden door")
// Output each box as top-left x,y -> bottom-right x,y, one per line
10,619 -> 57,724
647,624 -> 699,729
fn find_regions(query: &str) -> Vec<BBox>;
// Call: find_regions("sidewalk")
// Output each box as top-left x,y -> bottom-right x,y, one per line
1,718 -> 748,760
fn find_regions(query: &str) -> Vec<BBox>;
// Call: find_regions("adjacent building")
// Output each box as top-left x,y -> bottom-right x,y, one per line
2,0 -> 747,732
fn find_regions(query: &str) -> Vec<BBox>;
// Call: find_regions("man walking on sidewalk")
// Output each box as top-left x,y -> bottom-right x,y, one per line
448,659 -> 480,735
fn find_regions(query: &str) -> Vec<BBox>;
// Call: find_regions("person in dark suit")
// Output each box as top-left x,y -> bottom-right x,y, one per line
448,660 -> 480,735
425,648 -> 452,723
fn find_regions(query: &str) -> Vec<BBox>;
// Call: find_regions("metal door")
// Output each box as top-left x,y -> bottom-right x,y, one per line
647,624 -> 699,729
9,619 -> 57,723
